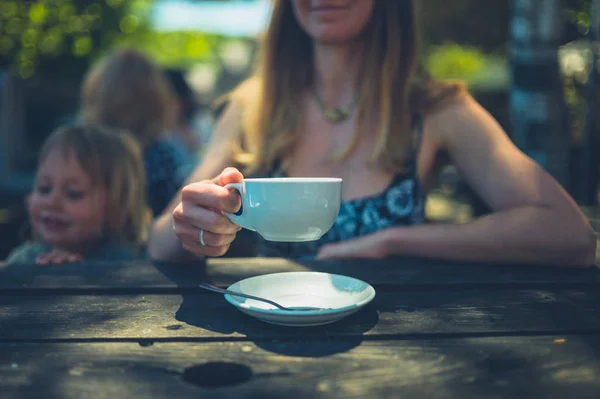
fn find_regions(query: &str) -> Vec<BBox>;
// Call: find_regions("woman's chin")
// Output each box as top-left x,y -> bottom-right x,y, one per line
310,29 -> 363,46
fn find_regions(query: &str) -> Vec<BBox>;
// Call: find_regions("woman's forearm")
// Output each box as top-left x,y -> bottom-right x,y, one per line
147,212 -> 198,263
387,206 -> 597,267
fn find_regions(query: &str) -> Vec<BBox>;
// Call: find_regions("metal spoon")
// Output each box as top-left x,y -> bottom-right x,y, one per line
198,283 -> 326,311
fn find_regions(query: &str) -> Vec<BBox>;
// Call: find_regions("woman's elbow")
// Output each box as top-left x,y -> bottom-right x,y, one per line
566,222 -> 597,267
146,219 -> 177,263
146,229 -> 167,262
147,237 -> 166,262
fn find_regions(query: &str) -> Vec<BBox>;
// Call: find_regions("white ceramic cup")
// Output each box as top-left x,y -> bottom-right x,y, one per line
224,178 -> 342,242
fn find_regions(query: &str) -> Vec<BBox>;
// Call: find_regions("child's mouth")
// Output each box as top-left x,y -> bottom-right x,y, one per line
40,215 -> 71,231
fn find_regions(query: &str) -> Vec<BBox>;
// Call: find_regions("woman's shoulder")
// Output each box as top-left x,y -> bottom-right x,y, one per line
5,242 -> 49,264
212,77 -> 259,116
422,92 -> 482,134
230,77 -> 260,103
421,92 -> 512,162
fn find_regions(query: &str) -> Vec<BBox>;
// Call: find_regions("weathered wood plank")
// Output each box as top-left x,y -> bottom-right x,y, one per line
2,289 -> 600,340
1,336 -> 600,399
207,257 -> 600,287
0,260 -> 203,292
1,257 -> 600,293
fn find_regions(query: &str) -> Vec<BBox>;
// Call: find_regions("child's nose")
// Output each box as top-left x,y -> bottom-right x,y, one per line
44,191 -> 62,208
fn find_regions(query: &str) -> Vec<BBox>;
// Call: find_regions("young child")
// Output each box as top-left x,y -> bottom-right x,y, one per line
5,124 -> 150,264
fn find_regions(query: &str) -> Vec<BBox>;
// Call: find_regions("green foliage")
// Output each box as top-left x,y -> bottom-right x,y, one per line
562,0 -> 597,144
114,31 -> 226,68
566,0 -> 592,34
0,0 -> 242,79
426,42 -> 486,81
0,0 -> 159,78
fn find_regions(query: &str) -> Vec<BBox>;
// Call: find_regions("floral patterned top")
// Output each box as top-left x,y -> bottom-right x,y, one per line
257,114 -> 426,259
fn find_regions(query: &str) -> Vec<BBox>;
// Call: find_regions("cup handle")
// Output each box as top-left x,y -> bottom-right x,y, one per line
223,183 -> 256,231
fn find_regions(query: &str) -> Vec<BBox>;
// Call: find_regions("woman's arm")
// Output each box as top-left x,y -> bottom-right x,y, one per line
320,95 -> 597,266
383,208 -> 595,266
401,95 -> 596,266
147,100 -> 244,263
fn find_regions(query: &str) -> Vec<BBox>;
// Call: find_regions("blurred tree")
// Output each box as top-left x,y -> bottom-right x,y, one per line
0,0 -> 156,79
0,0 -> 227,80
564,0 -> 600,204
566,0 -> 592,40
426,42 -> 486,81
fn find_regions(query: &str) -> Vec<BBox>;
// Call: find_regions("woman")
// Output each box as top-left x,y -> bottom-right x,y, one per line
148,0 -> 596,266
81,48 -> 189,217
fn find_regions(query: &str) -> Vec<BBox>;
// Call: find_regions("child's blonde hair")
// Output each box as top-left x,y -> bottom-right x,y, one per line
80,48 -> 175,146
39,124 -> 150,246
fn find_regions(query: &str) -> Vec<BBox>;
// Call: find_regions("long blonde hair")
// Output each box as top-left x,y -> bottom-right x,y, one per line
233,0 -> 465,175
39,124 -> 151,246
80,48 -> 175,147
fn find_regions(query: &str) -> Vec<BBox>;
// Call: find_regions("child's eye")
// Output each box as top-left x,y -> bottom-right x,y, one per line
66,190 -> 84,200
36,185 -> 51,195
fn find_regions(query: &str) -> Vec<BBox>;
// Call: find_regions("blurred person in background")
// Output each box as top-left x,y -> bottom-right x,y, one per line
164,68 -> 203,182
80,48 -> 189,216
5,124 -> 150,264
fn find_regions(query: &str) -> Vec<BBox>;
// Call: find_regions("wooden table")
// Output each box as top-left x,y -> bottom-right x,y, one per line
2,254 -> 600,399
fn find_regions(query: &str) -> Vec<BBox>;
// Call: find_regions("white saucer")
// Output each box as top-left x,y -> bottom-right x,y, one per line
224,272 -> 376,326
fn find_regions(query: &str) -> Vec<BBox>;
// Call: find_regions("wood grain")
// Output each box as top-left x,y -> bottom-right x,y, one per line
1,289 -> 600,341
1,257 -> 600,293
1,336 -> 599,399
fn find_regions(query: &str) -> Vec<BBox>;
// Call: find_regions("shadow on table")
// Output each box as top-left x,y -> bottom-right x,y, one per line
144,259 -> 379,357
173,290 -> 379,357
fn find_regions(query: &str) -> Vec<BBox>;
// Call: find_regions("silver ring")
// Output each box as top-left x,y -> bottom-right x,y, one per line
199,229 -> 207,246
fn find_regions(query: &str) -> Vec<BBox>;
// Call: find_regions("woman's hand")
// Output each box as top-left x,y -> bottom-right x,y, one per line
317,229 -> 393,260
172,167 -> 244,258
36,249 -> 83,265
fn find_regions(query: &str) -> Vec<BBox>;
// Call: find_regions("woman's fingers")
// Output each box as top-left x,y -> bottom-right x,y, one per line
173,222 -> 237,248
212,167 -> 244,186
181,182 -> 241,214
172,167 -> 245,258
175,223 -> 235,258
173,203 -> 240,236
182,240 -> 231,258
172,202 -> 240,258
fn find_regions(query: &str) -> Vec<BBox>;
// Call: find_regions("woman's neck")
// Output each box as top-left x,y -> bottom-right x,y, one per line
313,42 -> 364,107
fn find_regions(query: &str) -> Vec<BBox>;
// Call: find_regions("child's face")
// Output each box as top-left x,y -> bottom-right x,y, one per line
29,146 -> 107,252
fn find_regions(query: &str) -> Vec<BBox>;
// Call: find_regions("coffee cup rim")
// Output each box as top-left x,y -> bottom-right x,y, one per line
243,177 -> 342,183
